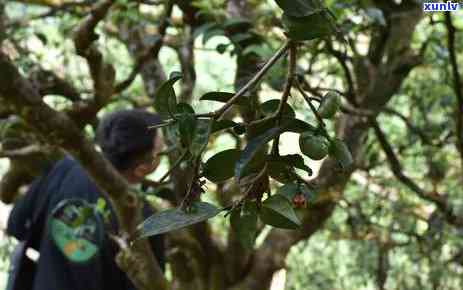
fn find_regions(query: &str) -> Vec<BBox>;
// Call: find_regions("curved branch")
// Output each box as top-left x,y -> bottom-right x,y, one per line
444,12 -> 463,172
114,1 -> 174,93
371,119 -> 463,227
0,51 -> 168,290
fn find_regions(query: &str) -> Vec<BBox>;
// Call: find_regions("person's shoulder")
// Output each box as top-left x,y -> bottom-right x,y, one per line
51,155 -> 79,172
51,155 -> 100,198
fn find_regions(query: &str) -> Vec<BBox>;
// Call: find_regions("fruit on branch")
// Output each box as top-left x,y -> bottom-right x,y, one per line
299,131 -> 330,160
329,138 -> 353,170
292,193 -> 307,208
318,91 -> 340,119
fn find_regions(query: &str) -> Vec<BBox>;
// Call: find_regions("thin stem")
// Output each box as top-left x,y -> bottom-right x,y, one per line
275,42 -> 297,119
212,41 -> 292,120
272,42 -> 297,156
296,80 -> 326,128
148,121 -> 174,130
158,150 -> 188,183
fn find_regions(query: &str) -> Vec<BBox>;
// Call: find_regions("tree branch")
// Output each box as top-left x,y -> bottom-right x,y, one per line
114,0 -> 174,94
444,12 -> 463,173
73,0 -> 115,107
210,41 -> 291,120
371,119 -> 463,227
0,51 -> 168,290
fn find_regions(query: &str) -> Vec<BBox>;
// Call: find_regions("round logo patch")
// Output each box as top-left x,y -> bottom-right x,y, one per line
49,199 -> 103,263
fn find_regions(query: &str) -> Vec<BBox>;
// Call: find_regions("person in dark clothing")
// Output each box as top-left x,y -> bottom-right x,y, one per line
6,109 -> 165,290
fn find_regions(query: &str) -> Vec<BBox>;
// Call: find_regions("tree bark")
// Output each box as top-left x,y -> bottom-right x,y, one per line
0,52 -> 168,290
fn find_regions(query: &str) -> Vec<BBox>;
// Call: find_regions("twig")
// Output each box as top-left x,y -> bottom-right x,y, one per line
444,12 -> 463,171
275,42 -> 296,120
148,121 -> 174,130
325,42 -> 356,104
211,41 -> 291,120
0,144 -> 43,158
296,80 -> 326,128
272,42 -> 297,156
158,150 -> 188,183
371,119 -> 463,227
114,1 -> 174,93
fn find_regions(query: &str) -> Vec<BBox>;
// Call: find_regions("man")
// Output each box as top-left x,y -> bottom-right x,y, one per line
6,109 -> 165,290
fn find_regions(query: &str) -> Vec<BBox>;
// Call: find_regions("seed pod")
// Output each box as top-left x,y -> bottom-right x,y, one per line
299,132 -> 329,160
318,92 -> 340,119
292,193 -> 307,208
330,138 -> 353,170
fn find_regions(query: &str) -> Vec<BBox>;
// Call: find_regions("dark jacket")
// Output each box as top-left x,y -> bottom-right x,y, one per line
7,155 -> 165,290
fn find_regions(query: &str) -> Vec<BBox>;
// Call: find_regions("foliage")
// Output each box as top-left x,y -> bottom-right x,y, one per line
1,0 -> 463,289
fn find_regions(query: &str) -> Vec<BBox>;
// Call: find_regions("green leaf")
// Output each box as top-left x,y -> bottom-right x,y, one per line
243,44 -> 271,57
268,161 -> 295,183
203,28 -> 225,45
145,186 -> 175,199
216,43 -> 229,54
203,149 -> 241,182
178,116 -> 197,149
222,18 -> 252,31
318,92 -> 340,119
247,117 -> 315,137
193,23 -> 218,39
211,119 -> 238,133
260,99 -> 296,118
280,117 -> 317,133
299,184 -> 317,202
274,0 -> 322,18
299,132 -> 330,160
230,33 -> 255,45
200,92 -> 249,106
330,138 -> 353,170
235,127 -> 283,180
276,183 -> 300,202
266,59 -> 287,91
260,194 -> 301,229
230,201 -> 258,249
175,102 -> 195,115
190,119 -> 212,157
283,10 -> 334,41
176,103 -> 197,148
270,154 -> 311,174
135,202 -> 221,239
154,72 -> 182,119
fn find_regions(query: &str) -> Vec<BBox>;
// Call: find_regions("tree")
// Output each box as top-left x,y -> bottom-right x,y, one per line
1,0 -> 463,290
